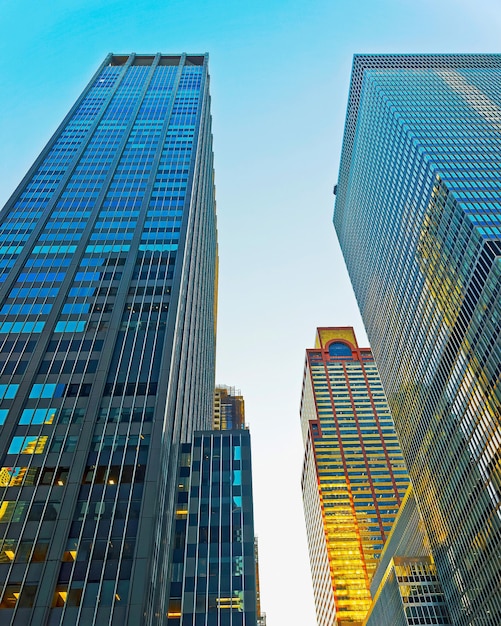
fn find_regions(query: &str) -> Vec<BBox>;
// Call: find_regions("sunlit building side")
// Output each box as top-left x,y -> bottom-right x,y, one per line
300,327 -> 409,625
334,53 -> 501,626
214,387 -> 245,430
364,486 -> 451,626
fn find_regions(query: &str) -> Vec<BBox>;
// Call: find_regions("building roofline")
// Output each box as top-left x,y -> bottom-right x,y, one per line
107,53 -> 208,67
334,52 -> 501,228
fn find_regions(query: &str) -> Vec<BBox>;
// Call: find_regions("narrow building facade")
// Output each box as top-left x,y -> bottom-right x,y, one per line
168,429 -> 260,626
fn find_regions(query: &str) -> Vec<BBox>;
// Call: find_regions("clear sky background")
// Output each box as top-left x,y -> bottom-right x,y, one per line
1,1 -> 501,623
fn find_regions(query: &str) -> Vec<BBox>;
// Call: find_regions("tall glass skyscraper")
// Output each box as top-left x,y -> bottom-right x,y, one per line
300,327 -> 409,625
0,53 -> 217,625
334,54 -> 501,626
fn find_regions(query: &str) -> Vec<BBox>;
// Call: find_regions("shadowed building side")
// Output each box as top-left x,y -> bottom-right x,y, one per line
167,428 -> 261,626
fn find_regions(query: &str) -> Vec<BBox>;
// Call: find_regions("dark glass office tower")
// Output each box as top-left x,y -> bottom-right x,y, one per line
0,53 -> 217,626
168,429 -> 260,626
334,54 -> 501,626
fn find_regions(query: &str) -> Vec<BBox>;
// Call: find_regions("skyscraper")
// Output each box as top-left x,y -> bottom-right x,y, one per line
0,53 -> 217,625
167,428 -> 261,626
300,327 -> 409,625
213,387 -> 245,431
334,54 -> 501,626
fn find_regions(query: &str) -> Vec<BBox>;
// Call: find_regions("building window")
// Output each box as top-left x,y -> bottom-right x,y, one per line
328,341 -> 352,357
29,383 -> 65,399
8,436 -> 48,455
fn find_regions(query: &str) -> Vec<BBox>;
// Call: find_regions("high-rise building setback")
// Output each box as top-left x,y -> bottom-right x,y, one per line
364,486 -> 451,626
334,54 -> 501,625
300,327 -> 410,625
0,53 -> 217,625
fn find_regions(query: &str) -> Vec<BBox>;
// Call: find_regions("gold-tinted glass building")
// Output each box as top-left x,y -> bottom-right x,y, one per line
300,328 -> 409,625
213,387 -> 245,430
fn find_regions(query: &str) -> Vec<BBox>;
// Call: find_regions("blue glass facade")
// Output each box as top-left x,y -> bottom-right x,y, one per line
0,53 -> 217,625
168,430 -> 259,626
334,55 -> 501,626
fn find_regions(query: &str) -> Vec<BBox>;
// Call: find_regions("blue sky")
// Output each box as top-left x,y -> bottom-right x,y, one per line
1,1 -> 501,623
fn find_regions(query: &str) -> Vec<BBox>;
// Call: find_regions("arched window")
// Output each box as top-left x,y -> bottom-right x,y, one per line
328,341 -> 352,357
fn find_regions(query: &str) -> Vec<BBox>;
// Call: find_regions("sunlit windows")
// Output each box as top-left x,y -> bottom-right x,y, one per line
19,407 -> 57,425
0,384 -> 19,400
